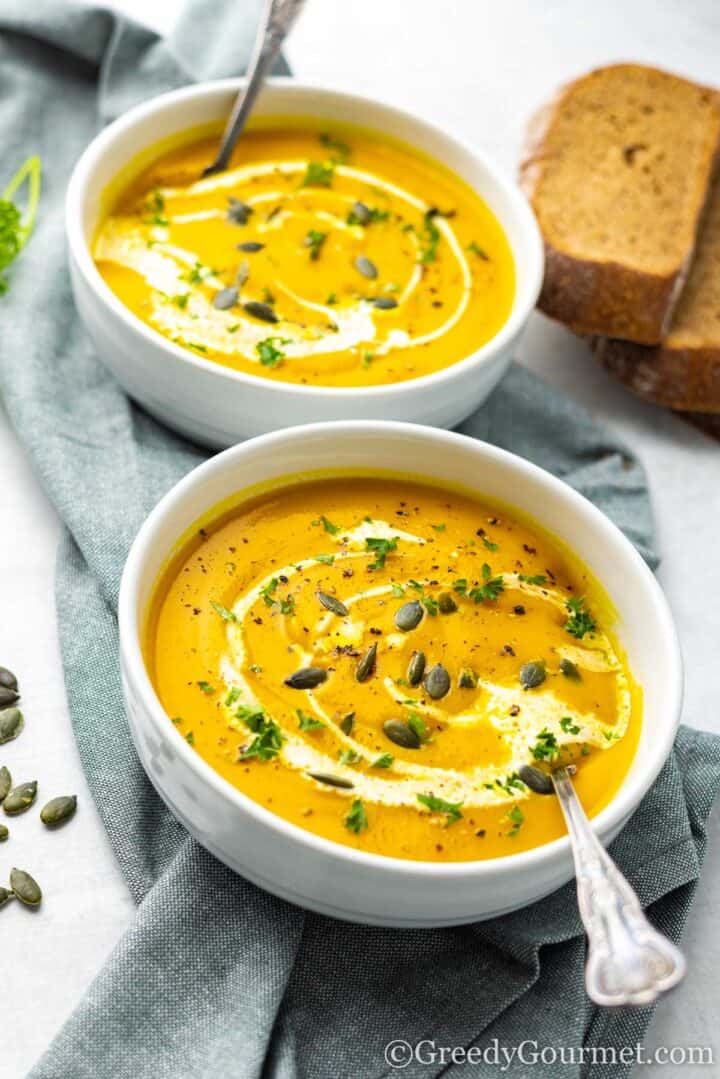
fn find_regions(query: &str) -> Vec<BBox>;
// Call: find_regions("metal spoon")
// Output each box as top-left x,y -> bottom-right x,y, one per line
552,765 -> 686,1007
203,0 -> 307,177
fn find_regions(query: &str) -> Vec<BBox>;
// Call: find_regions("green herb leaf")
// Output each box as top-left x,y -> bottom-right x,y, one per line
531,728 -> 559,761
314,553 -> 335,565
345,798 -> 368,834
301,160 -> 335,187
560,716 -> 581,735
365,536 -> 398,570
297,709 -> 324,731
467,241 -> 489,260
197,681 -> 215,695
225,687 -> 241,707
256,337 -> 286,368
303,229 -> 327,260
419,209 -> 441,264
564,596 -> 596,639
481,536 -> 498,551
507,804 -> 524,836
318,514 -> 340,535
0,156 -> 41,295
372,752 -> 394,769
319,132 -> 351,162
417,792 -> 463,824
338,749 -> 360,766
185,731 -> 195,745
240,710 -> 284,761
211,600 -> 237,623
519,574 -> 547,586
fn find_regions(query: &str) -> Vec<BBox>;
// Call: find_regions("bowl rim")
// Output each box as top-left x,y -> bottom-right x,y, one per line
66,77 -> 544,400
118,420 -> 684,880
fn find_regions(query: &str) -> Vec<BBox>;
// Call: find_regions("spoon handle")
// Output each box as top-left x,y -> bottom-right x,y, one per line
552,766 -> 686,1007
203,0 -> 307,176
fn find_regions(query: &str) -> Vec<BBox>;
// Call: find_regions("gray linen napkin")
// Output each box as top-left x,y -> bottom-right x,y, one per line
0,3 -> 718,1076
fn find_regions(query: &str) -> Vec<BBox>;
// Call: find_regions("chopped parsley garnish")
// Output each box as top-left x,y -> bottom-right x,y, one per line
240,710 -> 284,761
172,293 -> 190,309
431,522 -> 446,532
519,574 -> 547,586
372,753 -> 394,769
301,160 -> 335,187
210,599 -> 237,623
496,772 -> 524,795
249,664 -> 263,674
297,709 -> 324,731
345,798 -> 368,834
481,536 -> 498,551
417,792 -> 463,824
532,728 -> 559,761
314,553 -> 335,565
0,156 -> 41,295
316,514 -> 340,535
564,596 -> 596,638
256,337 -> 286,368
507,804 -> 524,837
453,566 -> 505,603
347,205 -> 389,226
197,681 -> 215,695
338,749 -> 360,766
419,210 -> 441,264
225,687 -> 241,707
319,132 -> 350,162
186,261 -> 206,284
467,241 -> 489,260
365,536 -> 397,569
326,292 -> 338,305
259,577 -> 295,614
560,716 -> 581,735
421,596 -> 439,617
391,583 -> 405,597
361,350 -> 374,369
407,712 -> 428,742
185,731 -> 195,745
304,229 -> 327,260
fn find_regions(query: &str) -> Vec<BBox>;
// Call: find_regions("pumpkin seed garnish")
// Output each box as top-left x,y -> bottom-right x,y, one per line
0,766 -> 10,802
518,764 -> 554,795
354,255 -> 378,280
236,241 -> 265,252
0,687 -> 19,708
407,650 -> 426,686
0,823 -> 8,842
458,667 -> 478,689
373,296 -> 397,310
0,707 -> 23,744
213,286 -> 238,310
307,772 -> 354,790
0,886 -> 13,907
394,600 -> 423,632
227,198 -> 252,225
10,867 -> 41,907
40,795 -> 78,828
356,642 -> 377,683
559,658 -> 581,681
317,591 -> 349,617
340,712 -> 355,735
424,663 -> 451,700
284,667 -> 327,690
438,592 -> 457,614
3,780 -> 37,816
243,300 -> 278,323
383,719 -> 421,749
0,667 -> 18,692
519,660 -> 546,690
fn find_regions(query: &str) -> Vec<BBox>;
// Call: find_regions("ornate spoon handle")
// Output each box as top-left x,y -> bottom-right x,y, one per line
552,766 -> 686,1006
203,0 -> 307,176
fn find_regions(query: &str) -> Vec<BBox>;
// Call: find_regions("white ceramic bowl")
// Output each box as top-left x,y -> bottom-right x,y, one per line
66,80 -> 543,448
118,422 -> 682,927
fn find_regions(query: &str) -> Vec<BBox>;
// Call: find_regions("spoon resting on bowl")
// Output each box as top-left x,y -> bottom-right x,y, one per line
552,765 -> 686,1007
203,0 -> 307,177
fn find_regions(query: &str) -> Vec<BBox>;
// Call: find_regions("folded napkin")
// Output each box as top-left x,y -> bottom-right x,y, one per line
1,3 -> 719,1076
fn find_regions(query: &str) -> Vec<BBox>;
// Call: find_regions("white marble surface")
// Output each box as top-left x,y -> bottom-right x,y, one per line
3,1 -> 719,1075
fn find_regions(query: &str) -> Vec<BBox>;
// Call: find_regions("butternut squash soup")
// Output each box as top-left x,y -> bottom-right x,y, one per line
146,478 -> 640,861
94,124 -> 515,386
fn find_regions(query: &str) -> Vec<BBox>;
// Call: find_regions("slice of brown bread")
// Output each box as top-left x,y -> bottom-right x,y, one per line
594,170 -> 720,412
521,63 -> 720,344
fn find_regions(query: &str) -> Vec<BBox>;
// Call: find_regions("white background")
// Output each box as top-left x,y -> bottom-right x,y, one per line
3,1 -> 720,1075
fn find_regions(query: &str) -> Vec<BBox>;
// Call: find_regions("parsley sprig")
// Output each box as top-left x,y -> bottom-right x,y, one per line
564,596 -> 596,639
0,156 -> 41,295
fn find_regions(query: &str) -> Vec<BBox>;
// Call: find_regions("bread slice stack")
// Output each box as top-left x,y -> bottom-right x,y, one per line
520,63 -> 720,414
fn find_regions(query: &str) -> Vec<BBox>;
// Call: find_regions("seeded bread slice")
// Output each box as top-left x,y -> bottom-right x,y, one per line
521,64 -> 720,344
594,171 -> 720,411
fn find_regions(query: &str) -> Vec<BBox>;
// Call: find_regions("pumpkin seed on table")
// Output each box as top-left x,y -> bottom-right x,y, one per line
0,765 -> 11,802
424,663 -> 450,700
307,772 -> 354,789
0,886 -> 13,907
519,764 -> 554,795
354,255 -> 378,280
213,286 -> 238,310
0,686 -> 20,708
317,591 -> 349,617
383,719 -> 421,750
40,795 -> 78,828
10,867 -> 42,908
0,667 -> 18,692
356,642 -> 377,683
340,712 -> 355,735
407,650 -> 426,686
394,600 -> 423,632
0,823 -> 8,842
3,780 -> 37,816
0,707 -> 23,744
519,660 -> 546,690
243,300 -> 278,323
438,592 -> 457,614
284,667 -> 327,690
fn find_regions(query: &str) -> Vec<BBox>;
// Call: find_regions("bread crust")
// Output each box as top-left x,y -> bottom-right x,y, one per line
593,336 -> 720,412
520,64 -> 720,345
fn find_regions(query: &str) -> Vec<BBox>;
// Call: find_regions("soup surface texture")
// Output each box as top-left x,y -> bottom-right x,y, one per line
95,123 -> 515,386
147,477 -> 640,861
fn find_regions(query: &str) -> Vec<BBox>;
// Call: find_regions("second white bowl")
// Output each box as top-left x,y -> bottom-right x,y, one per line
66,80 -> 543,447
